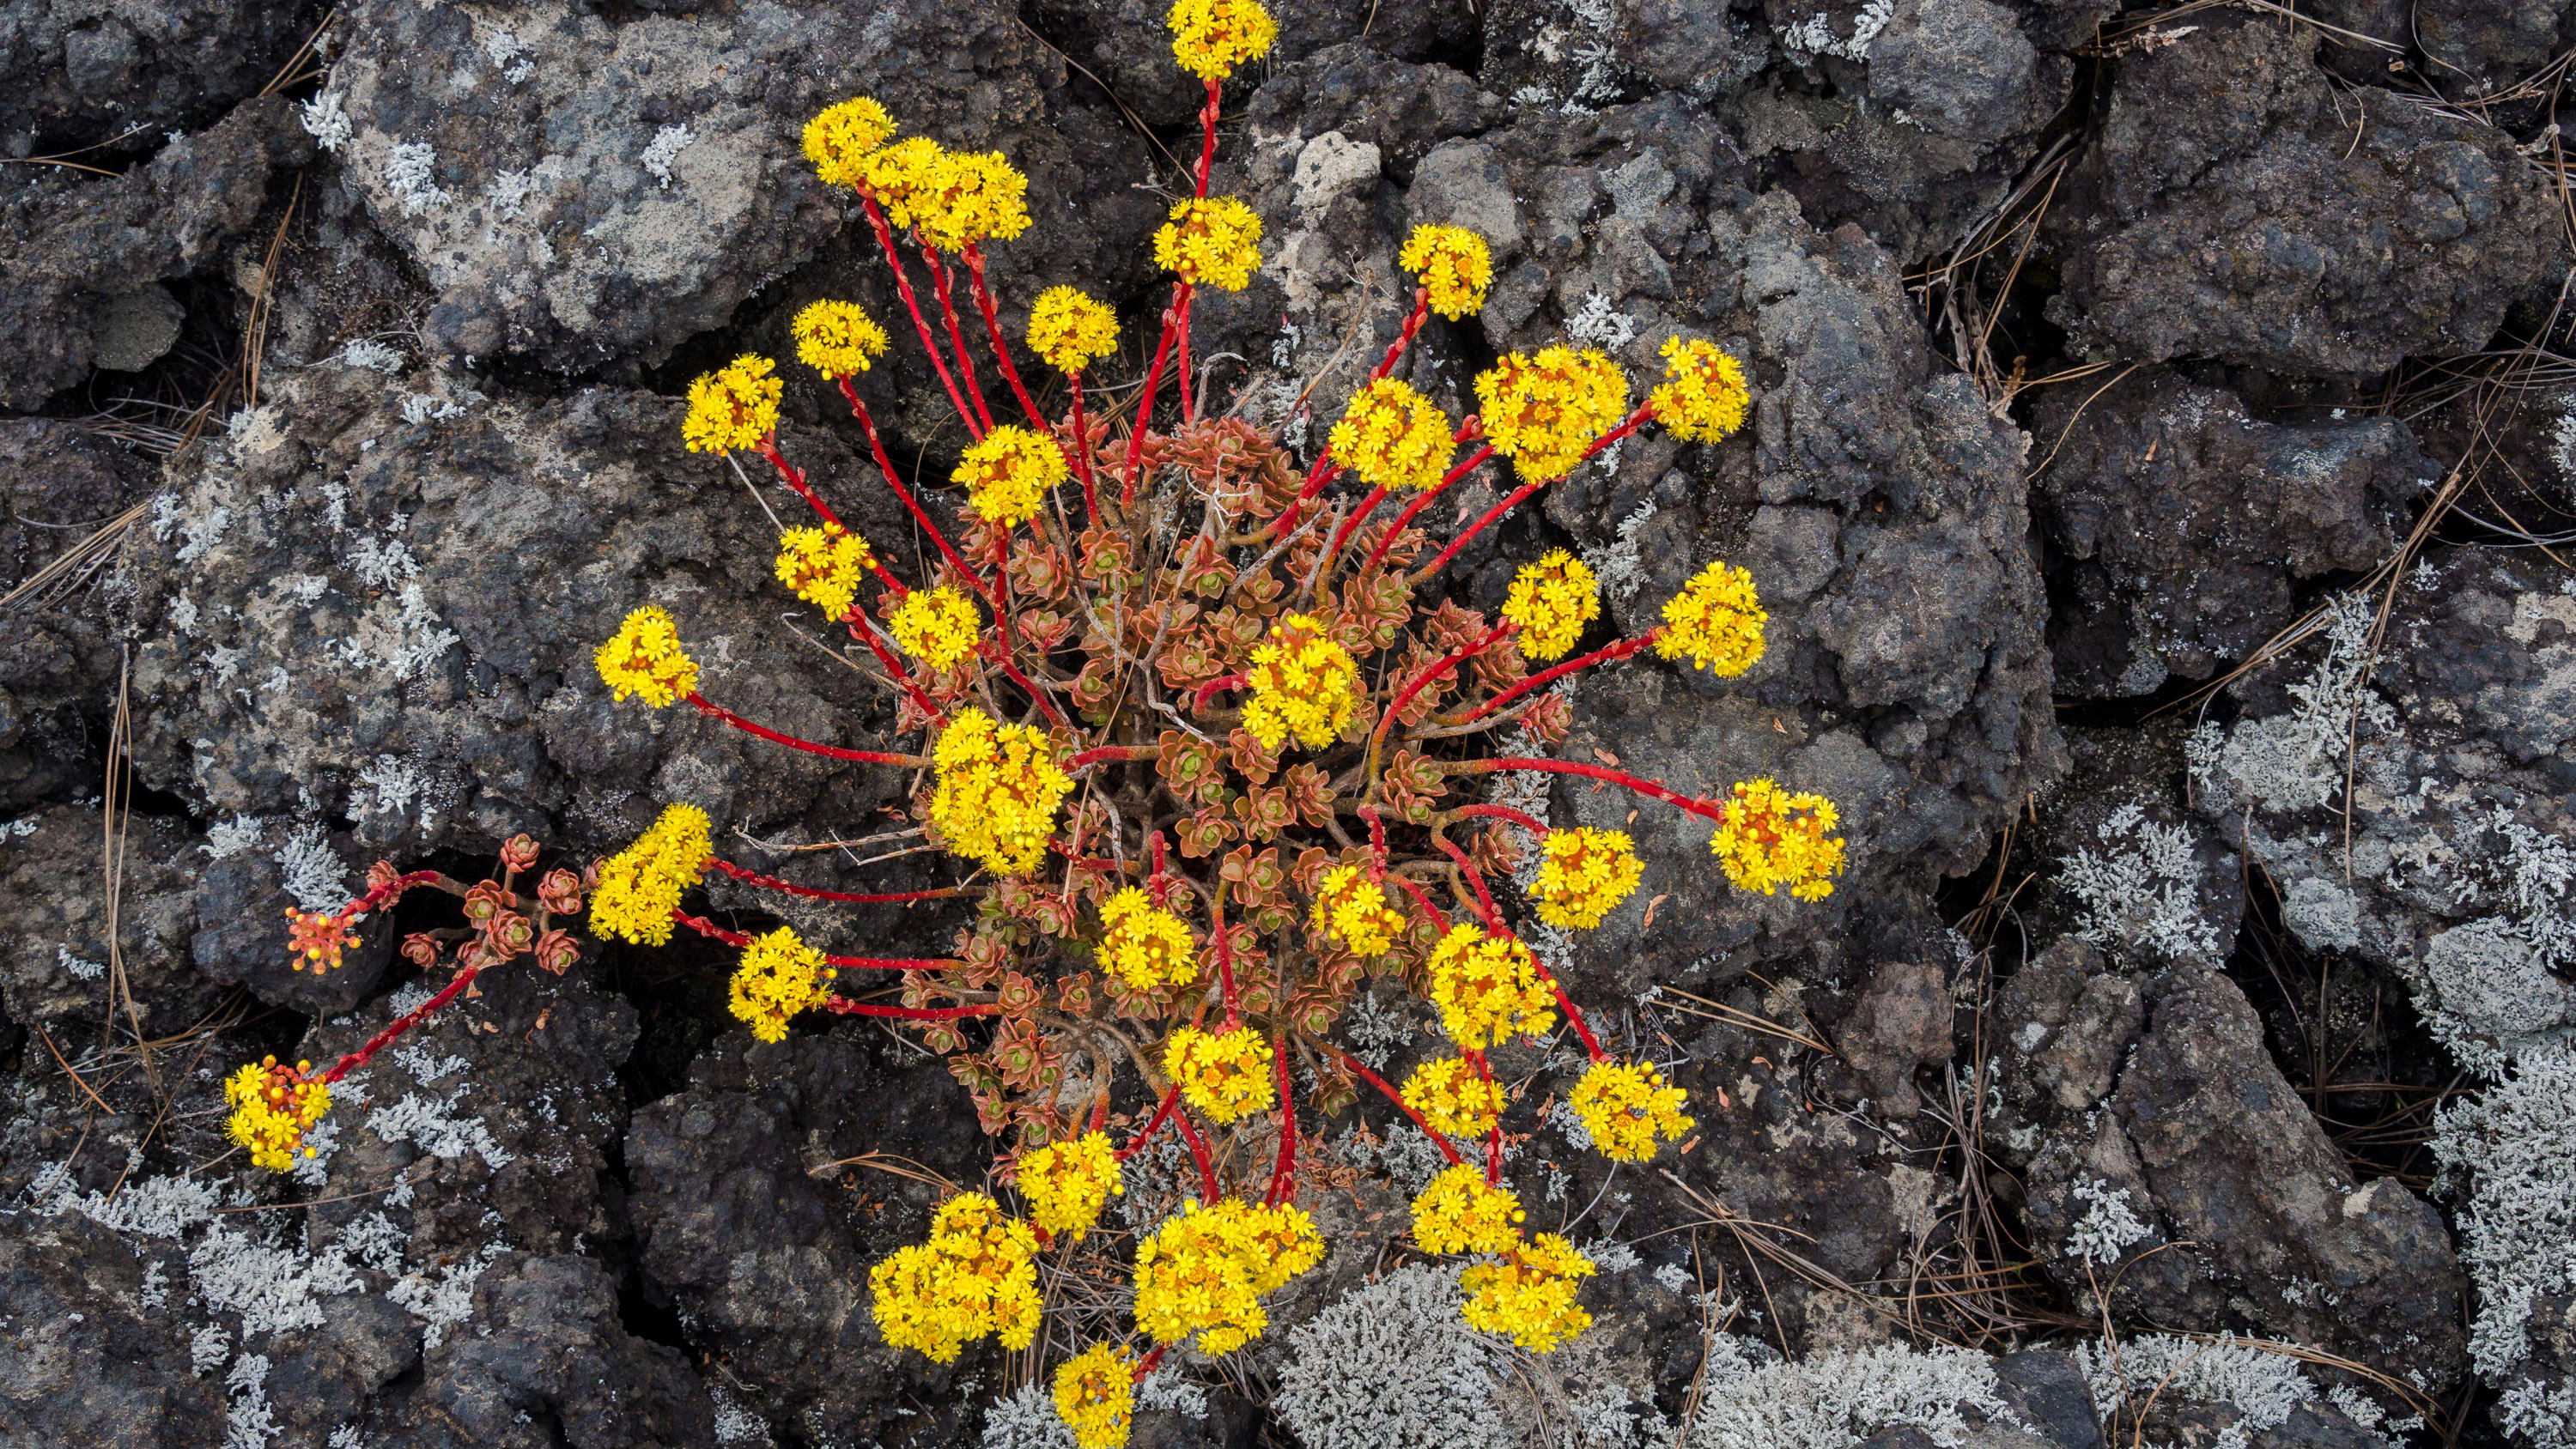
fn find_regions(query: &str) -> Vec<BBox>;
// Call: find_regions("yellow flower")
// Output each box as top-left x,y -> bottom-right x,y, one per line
1242,612 -> 1360,752
1164,1026 -> 1275,1125
954,424 -> 1069,528
224,1056 -> 331,1173
1029,286 -> 1121,373
1327,379 -> 1454,494
1017,1131 -> 1125,1242
727,925 -> 836,1043
804,96 -> 896,189
889,585 -> 982,671
1655,560 -> 1765,676
595,605 -> 701,707
1400,1058 -> 1506,1140
870,1192 -> 1043,1362
774,524 -> 877,619
1409,1161 -> 1523,1253
914,149 -> 1034,252
1461,1233 -> 1595,1351
929,708 -> 1074,876
1425,925 -> 1556,1051
860,136 -> 948,231
1167,0 -> 1277,80
1053,1343 -> 1136,1449
1152,197 -> 1263,291
1501,549 -> 1600,662
1571,1058 -> 1693,1161
1399,223 -> 1492,318
588,803 -> 713,946
1473,346 -> 1629,484
1710,779 -> 1845,901
1649,336 -> 1750,443
1132,1199 -> 1316,1355
1309,864 -> 1404,957
1530,828 -> 1642,930
1098,887 -> 1198,990
682,354 -> 782,454
792,300 -> 890,378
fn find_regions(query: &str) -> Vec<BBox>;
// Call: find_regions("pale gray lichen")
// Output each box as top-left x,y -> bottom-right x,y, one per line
2214,591 -> 2394,815
2431,1040 -> 2576,1414
1686,1337 -> 2014,1449
1273,1264 -> 1514,1449
2058,803 -> 2221,963
2073,1333 -> 2322,1449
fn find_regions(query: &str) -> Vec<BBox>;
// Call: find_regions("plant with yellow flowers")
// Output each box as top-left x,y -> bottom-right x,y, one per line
220,0 -> 1844,1440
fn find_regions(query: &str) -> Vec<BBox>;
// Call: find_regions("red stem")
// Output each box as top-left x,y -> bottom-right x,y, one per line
921,244 -> 995,434
860,195 -> 980,438
1132,1343 -> 1170,1383
963,248 -> 1047,431
818,997 -> 999,1021
1446,803 -> 1547,834
1361,805 -> 1390,877
1317,482 -> 1388,570
1387,870 -> 1451,931
986,532 -> 1072,731
319,961 -> 482,1083
704,857 -> 962,903
1213,891 -> 1237,1028
1361,441 -> 1494,574
1373,292 -> 1430,381
333,869 -> 445,923
687,694 -> 927,766
1332,1050 -> 1468,1167
1431,834 -> 1504,931
1171,1105 -> 1222,1202
669,910 -> 960,971
1457,756 -> 1724,821
835,378 -> 989,597
1121,288 -> 1189,509
1457,629 -> 1663,724
845,609 -> 943,721
755,439 -> 848,535
1194,79 -> 1220,197
1118,1085 -> 1183,1161
1416,405 -> 1655,582
1068,372 -> 1101,527
1265,1031 -> 1297,1205
1192,671 -> 1249,712
1370,623 -> 1510,757
1068,743 -> 1159,769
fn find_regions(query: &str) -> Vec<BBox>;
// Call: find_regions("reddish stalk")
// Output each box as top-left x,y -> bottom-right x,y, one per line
1120,288 -> 1189,509
333,869 -> 447,923
835,379 -> 990,596
1173,288 -> 1198,424
844,609 -> 942,721
920,244 -> 996,434
1191,671 -> 1249,712
1455,629 -> 1663,724
963,248 -> 1048,430
1316,482 -> 1388,568
859,196 -> 979,437
1369,622 -> 1511,763
1431,834 -> 1504,931
1068,743 -> 1159,769
819,996 -> 1000,1021
705,858 -> 963,904
670,910 -> 959,971
318,961 -> 481,1083
1361,804 -> 1390,876
1131,1343 -> 1170,1382
1470,1052 -> 1505,1184
686,694 -> 928,766
1264,1032 -> 1297,1205
755,438 -> 850,535
1212,887 -> 1238,1028
1452,756 -> 1724,821
1361,441 -> 1495,574
1193,79 -> 1221,197
1117,1086 -> 1183,1161
987,532 -> 1072,730
1372,292 -> 1431,380
1387,870 -> 1451,931
1068,372 -> 1101,526
1444,803 -> 1547,834
1170,1104 -> 1223,1202
1331,1050 -> 1468,1167
1415,406 -> 1656,583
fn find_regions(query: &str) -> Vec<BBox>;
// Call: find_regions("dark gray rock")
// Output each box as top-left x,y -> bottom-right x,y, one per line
0,0 -> 319,159
1833,958 -> 1955,1113
2311,0 -> 2573,95
1031,0 -> 1477,129
192,847 -> 397,1017
0,1212 -> 223,1447
2046,13 -> 2564,375
0,804 -> 230,1037
2032,368 -> 2436,697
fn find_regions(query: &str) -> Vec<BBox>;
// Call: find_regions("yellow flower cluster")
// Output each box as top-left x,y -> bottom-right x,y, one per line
1400,1057 -> 1505,1139
1571,1058 -> 1693,1161
1053,1343 -> 1136,1449
1164,1026 -> 1275,1124
861,136 -> 948,230
1242,612 -> 1360,751
588,803 -> 713,946
792,299 -> 890,378
1461,1234 -> 1595,1351
1098,887 -> 1198,989
929,708 -> 1074,876
224,1057 -> 331,1173
803,96 -> 896,189
1649,336 -> 1751,443
954,424 -> 1069,528
596,605 -> 700,707
1655,560 -> 1766,676
1166,0 -> 1277,81
774,524 -> 876,620
1152,197 -> 1263,291
1309,864 -> 1404,957
727,925 -> 836,1043
870,1192 -> 1042,1362
1132,1198 -> 1320,1355
1425,925 -> 1556,1051
1328,379 -> 1454,494
1710,778 -> 1846,901
913,149 -> 1034,252
682,355 -> 783,454
1029,286 -> 1121,373
1501,549 -> 1601,662
1018,1131 -> 1124,1242
1530,828 -> 1643,930
1409,1162 -> 1523,1253
890,585 -> 981,670
1474,346 -> 1629,483
1399,223 -> 1492,318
